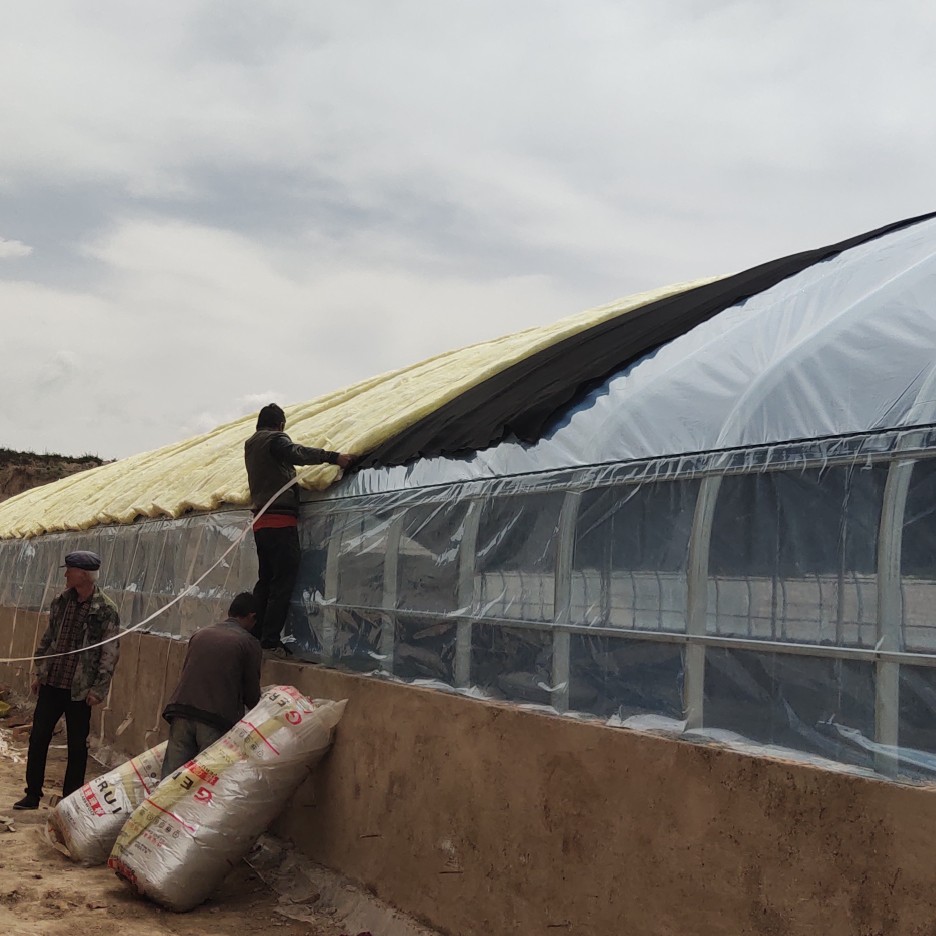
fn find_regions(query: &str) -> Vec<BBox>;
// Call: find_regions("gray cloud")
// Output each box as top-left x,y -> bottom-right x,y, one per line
1,0 -> 935,458
0,237 -> 32,259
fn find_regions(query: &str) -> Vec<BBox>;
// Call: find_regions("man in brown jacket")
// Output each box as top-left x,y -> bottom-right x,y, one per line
160,592 -> 262,778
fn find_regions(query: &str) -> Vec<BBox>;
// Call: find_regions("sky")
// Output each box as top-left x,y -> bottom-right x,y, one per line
2,0 -> 935,460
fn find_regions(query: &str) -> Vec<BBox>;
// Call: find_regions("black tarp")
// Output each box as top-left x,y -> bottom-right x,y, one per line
360,211 -> 936,469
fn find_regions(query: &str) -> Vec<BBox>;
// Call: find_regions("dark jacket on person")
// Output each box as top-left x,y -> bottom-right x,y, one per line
162,619 -> 262,732
34,586 -> 120,702
244,429 -> 342,516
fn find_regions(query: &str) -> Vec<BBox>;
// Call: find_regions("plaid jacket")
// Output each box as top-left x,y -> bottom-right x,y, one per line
34,586 -> 121,702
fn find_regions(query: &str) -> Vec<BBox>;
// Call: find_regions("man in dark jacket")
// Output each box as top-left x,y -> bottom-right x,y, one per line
244,403 -> 355,655
160,592 -> 262,778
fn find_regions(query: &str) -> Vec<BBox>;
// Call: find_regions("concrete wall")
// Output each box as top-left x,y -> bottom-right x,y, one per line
3,621 -> 936,936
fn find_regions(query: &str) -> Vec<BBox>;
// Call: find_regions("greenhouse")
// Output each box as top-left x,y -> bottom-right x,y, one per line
3,210 -> 936,781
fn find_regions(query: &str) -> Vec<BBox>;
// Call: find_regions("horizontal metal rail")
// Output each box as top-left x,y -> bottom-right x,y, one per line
305,424 -> 936,508
319,600 -> 936,668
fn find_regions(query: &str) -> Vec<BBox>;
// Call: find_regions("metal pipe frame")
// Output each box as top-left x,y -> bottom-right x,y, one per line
455,501 -> 482,688
379,514 -> 405,675
684,476 -> 722,729
320,599 -> 936,668
551,491 -> 582,712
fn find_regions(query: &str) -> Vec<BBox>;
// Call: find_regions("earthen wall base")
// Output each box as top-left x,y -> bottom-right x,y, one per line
3,622 -> 936,936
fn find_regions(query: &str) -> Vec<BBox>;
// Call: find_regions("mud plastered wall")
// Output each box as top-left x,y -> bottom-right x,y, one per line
4,624 -> 935,936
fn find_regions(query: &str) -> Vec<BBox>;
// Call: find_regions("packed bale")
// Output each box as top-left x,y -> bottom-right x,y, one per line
46,742 -> 167,865
108,686 -> 346,912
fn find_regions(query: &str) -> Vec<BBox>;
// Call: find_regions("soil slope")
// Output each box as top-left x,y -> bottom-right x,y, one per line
0,449 -> 105,503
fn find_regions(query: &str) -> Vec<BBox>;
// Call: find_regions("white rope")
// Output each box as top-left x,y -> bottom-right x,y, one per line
0,467 -> 326,666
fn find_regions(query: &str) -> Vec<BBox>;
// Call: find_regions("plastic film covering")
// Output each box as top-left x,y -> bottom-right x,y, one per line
341,215 -> 936,498
290,429 -> 936,781
707,465 -> 885,646
109,689 -> 346,912
0,510 -> 257,637
46,742 -> 167,866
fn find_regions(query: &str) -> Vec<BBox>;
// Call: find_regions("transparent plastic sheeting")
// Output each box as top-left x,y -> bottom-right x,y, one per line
339,216 -> 936,498
6,432 -> 936,780
0,511 -> 257,639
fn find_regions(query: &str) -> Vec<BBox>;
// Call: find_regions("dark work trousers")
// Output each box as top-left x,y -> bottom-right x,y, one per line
160,717 -> 226,780
25,684 -> 92,799
253,525 -> 301,648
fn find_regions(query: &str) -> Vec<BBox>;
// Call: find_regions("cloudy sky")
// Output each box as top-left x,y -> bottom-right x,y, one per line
2,1 -> 934,459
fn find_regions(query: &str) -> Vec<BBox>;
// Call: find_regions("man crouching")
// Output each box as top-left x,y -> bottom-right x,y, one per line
159,592 -> 262,779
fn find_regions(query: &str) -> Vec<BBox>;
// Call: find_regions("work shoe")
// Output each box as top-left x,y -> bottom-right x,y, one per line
13,795 -> 40,810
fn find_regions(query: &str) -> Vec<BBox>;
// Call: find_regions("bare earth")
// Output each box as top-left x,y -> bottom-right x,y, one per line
0,714 -> 356,936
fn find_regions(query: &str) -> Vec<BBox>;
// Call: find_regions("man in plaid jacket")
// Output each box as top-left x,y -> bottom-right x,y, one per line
14,550 -> 120,809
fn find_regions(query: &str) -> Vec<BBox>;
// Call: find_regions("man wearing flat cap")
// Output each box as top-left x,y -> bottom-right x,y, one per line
14,550 -> 120,810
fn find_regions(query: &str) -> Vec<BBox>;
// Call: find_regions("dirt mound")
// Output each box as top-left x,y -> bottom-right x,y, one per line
0,448 -> 106,503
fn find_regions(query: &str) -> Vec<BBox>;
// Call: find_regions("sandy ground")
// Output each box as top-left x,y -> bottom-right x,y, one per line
0,705 -> 364,936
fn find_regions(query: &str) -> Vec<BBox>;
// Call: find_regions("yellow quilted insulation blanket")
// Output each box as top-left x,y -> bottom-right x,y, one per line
0,277 -> 716,538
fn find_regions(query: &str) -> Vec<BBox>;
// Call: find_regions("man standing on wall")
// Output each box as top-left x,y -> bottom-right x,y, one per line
245,403 -> 355,657
14,550 -> 120,810
159,592 -> 262,778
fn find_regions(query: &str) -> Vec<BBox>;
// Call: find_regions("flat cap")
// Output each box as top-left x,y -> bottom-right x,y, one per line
62,550 -> 102,571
